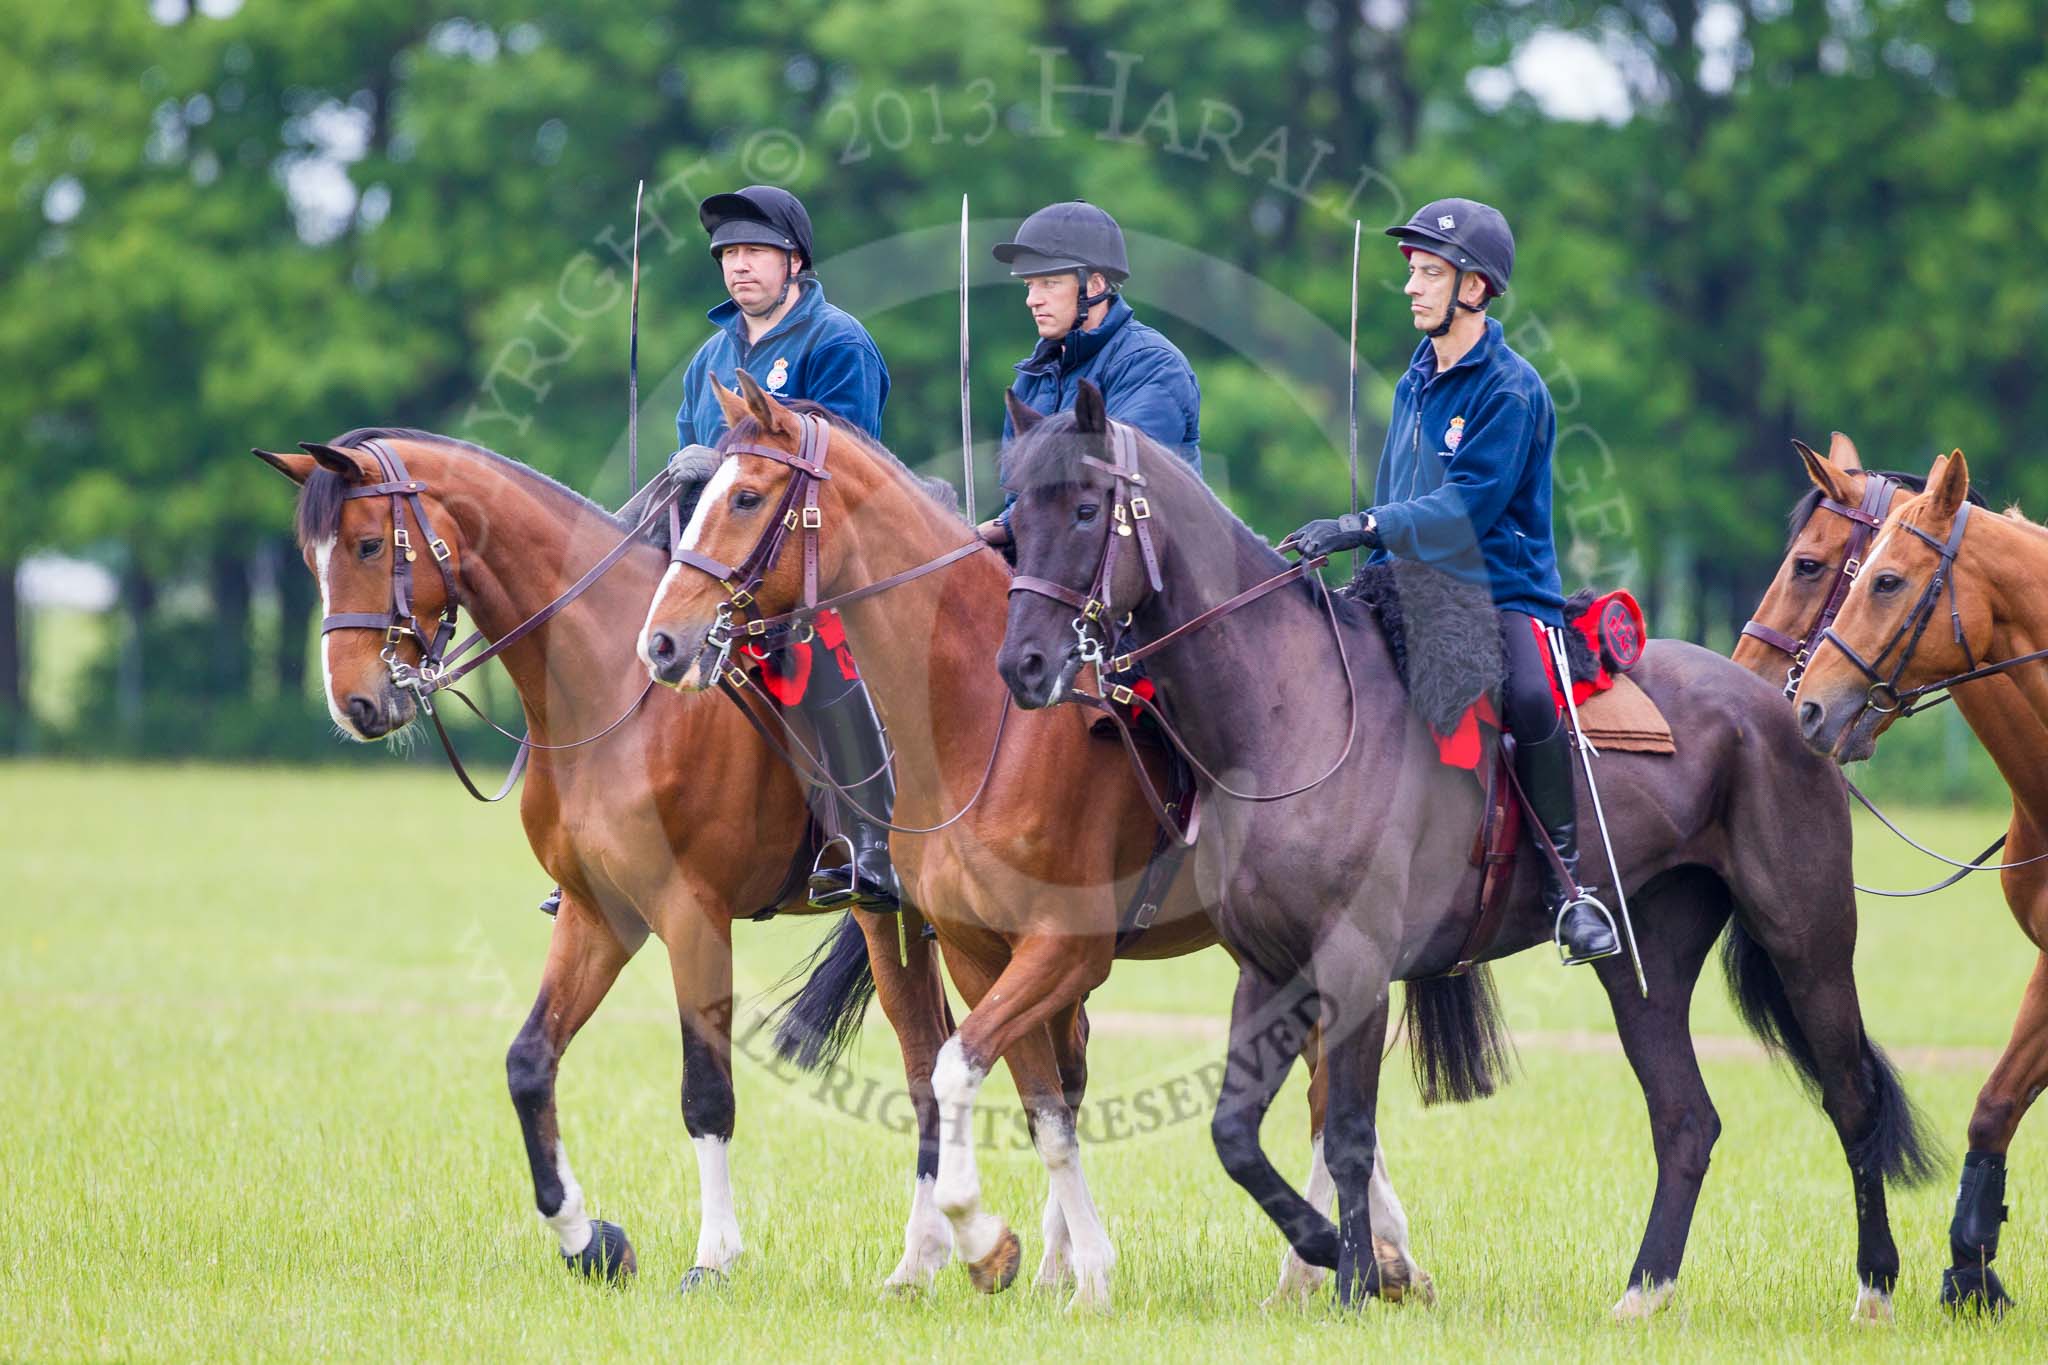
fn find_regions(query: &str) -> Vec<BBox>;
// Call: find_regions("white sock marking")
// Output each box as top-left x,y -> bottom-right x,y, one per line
691,1134 -> 743,1270
1030,1106 -> 1114,1311
885,1174 -> 954,1289
543,1139 -> 593,1256
931,1036 -> 1003,1262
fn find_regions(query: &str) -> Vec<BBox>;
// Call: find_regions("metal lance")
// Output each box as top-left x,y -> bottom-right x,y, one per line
1347,219 -> 1361,573
1547,626 -> 1649,997
959,193 -> 976,525
628,178 -> 644,496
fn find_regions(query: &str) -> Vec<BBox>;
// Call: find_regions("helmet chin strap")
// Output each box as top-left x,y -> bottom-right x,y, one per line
1427,268 -> 1487,338
1065,267 -> 1117,338
736,250 -> 799,319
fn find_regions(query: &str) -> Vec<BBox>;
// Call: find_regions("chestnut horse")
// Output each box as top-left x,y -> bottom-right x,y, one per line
634,376 -> 1435,1312
1793,447 -> 2048,1314
991,389 -> 1936,1322
253,430 -> 960,1293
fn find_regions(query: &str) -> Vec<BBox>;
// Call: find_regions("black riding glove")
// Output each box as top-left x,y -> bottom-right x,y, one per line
1291,511 -> 1378,559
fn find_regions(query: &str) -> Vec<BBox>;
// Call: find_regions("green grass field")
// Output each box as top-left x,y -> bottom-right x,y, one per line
4,761 -> 2044,1360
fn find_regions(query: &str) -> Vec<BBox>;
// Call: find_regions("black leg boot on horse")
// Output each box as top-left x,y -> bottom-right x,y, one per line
1502,610 -> 1619,965
800,665 -> 902,913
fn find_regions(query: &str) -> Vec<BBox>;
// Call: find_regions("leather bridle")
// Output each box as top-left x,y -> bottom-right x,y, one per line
319,437 -> 685,800
1740,471 -> 1900,697
1005,421 -> 1359,833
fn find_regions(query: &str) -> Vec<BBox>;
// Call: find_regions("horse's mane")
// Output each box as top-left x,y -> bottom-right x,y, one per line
1785,467 -> 1987,548
294,426 -> 622,548
719,401 -> 965,522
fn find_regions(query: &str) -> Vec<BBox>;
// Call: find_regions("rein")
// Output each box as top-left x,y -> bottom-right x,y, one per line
322,439 -> 684,802
1006,424 -> 1362,838
1741,472 -> 1899,697
1803,499 -> 2048,888
663,410 -> 1003,834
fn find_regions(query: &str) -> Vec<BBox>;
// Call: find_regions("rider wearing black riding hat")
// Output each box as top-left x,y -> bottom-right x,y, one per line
979,200 -> 1202,547
1291,198 -> 1618,967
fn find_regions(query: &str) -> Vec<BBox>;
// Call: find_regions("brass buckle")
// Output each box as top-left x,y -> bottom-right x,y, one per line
801,507 -> 822,529
1843,556 -> 1861,580
385,623 -> 409,644
429,538 -> 452,562
783,508 -> 799,531
746,619 -> 768,636
726,666 -> 749,689
728,586 -> 754,608
1083,599 -> 1104,622
1111,653 -> 1133,673
1109,683 -> 1134,706
1129,497 -> 1151,520
394,527 -> 416,563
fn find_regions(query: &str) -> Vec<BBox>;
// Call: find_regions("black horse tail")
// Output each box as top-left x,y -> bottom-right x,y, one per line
1720,919 -> 1941,1187
763,912 -> 875,1072
1403,966 -> 1517,1106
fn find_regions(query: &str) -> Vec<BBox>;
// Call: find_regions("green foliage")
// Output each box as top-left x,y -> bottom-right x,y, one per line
4,1 -> 2046,767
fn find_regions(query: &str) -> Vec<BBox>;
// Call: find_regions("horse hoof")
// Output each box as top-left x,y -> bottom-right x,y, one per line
561,1220 -> 635,1282
1851,1283 -> 1894,1325
1941,1264 -> 2014,1317
679,1265 -> 726,1295
1612,1280 -> 1675,1322
965,1227 -> 1022,1294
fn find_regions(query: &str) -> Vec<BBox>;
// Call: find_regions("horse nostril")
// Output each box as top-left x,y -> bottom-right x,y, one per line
649,631 -> 677,665
347,695 -> 380,733
1798,700 -> 1824,736
1018,650 -> 1045,685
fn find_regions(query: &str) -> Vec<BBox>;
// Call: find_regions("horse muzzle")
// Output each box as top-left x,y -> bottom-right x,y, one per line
336,684 -> 414,740
997,638 -> 1082,711
1797,689 -> 1883,764
641,619 -> 716,691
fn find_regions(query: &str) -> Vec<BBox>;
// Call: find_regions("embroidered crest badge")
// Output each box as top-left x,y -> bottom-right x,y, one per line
1444,415 -> 1465,451
765,357 -> 790,393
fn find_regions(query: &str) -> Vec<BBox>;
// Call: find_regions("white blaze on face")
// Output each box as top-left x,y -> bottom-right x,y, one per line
637,455 -> 740,670
313,536 -> 366,738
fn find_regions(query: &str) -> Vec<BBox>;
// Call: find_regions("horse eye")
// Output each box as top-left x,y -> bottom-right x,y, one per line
1076,503 -> 1099,524
358,538 -> 383,561
1873,572 -> 1906,594
1792,558 -> 1823,579
734,489 -> 763,512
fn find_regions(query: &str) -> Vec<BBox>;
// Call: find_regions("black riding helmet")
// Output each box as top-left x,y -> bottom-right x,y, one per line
993,200 -> 1129,321
700,185 -> 813,316
1387,197 -> 1514,337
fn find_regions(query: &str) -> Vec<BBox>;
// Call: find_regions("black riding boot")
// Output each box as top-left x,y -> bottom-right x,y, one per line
1515,714 -> 1619,965
801,676 -> 901,912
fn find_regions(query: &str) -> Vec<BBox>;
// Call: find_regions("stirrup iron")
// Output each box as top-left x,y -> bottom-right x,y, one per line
1555,890 -> 1622,967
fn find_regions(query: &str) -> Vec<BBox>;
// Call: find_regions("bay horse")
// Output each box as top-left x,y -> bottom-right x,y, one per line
991,385 -> 1937,1321
1793,446 -> 2048,1313
633,375 -> 1436,1312
251,429 -> 962,1293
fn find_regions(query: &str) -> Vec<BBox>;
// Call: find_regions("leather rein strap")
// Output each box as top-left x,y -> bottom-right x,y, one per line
1740,471 -> 1899,696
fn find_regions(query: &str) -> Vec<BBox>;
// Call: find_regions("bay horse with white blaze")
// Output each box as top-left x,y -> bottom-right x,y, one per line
253,430 -> 961,1293
634,374 -> 1438,1312
1792,446 -> 2048,1314
992,385 -> 1937,1321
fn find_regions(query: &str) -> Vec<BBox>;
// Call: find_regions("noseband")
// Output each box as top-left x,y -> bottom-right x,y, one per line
1815,503 -> 1978,717
1008,422 -> 1165,671
319,439 -> 461,699
1740,472 -> 1899,697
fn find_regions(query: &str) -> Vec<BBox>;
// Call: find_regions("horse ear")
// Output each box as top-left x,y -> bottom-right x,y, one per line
1005,391 -> 1044,436
1073,379 -> 1108,435
1793,438 -> 1855,505
1927,448 -> 1970,519
712,380 -> 751,432
734,367 -> 797,438
252,448 -> 317,485
297,441 -> 367,481
1826,430 -> 1862,471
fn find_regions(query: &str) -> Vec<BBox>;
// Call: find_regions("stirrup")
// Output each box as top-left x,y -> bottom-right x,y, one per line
807,833 -> 899,912
1554,891 -> 1622,967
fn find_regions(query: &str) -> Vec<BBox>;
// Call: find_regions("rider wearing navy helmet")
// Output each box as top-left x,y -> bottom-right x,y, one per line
1292,197 -> 1617,967
980,200 -> 1202,546
679,186 -> 901,913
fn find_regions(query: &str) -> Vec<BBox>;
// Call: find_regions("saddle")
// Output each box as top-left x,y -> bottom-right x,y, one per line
1343,564 -> 1673,972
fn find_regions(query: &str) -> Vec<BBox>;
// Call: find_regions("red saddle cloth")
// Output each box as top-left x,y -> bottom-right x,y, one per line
738,608 -> 860,706
1431,590 -> 1644,770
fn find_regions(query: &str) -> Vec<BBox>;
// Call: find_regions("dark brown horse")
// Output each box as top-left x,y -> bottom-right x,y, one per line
991,388 -> 1936,1321
1792,447 -> 2048,1313
633,376 -> 1435,1312
252,430 -> 961,1293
